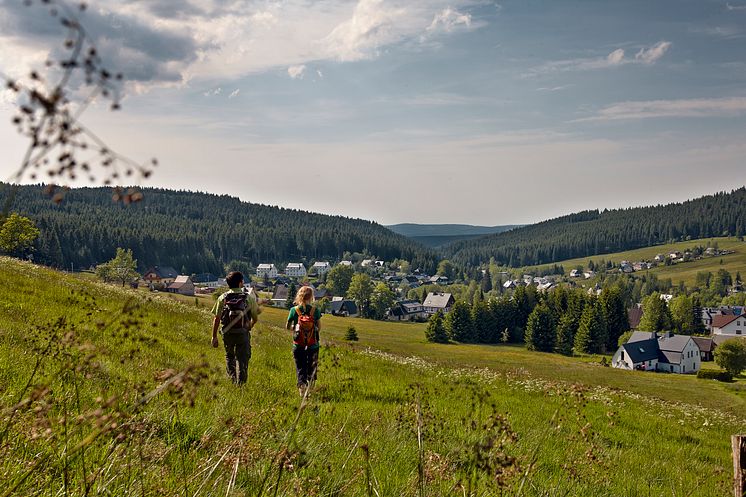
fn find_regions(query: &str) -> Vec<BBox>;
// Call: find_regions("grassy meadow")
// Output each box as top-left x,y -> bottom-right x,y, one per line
1,256 -> 745,496
522,237 -> 746,287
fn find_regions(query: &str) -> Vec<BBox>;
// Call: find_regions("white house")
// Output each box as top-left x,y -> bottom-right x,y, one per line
569,269 -> 581,278
285,263 -> 307,278
361,259 -> 375,267
312,261 -> 331,275
422,292 -> 455,316
256,263 -> 278,279
612,331 -> 700,374
712,314 -> 745,337
339,260 -> 353,267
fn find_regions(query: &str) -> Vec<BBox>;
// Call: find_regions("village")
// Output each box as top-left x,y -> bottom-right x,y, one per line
135,256 -> 745,378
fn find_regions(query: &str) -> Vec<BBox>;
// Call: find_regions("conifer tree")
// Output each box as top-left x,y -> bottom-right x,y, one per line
286,282 -> 297,309
445,300 -> 473,342
525,303 -> 556,352
599,286 -> 629,350
425,310 -> 448,343
555,313 -> 575,356
471,299 -> 494,343
344,325 -> 359,341
574,300 -> 608,354
638,292 -> 672,332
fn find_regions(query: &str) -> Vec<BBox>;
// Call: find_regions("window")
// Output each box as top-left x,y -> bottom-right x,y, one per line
621,351 -> 625,360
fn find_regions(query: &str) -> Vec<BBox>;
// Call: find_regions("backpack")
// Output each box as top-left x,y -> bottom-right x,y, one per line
221,292 -> 249,333
294,305 -> 318,348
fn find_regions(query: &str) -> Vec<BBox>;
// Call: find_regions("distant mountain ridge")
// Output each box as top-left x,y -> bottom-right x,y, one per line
387,223 -> 520,249
387,223 -> 520,238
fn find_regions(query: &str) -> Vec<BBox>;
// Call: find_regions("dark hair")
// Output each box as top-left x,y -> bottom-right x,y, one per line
226,271 -> 244,288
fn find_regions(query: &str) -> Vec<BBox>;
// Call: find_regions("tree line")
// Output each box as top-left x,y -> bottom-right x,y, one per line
0,184 -> 440,275
447,188 -> 746,267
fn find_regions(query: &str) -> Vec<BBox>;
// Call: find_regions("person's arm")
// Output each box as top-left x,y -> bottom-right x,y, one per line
248,297 -> 260,329
315,307 -> 322,332
211,316 -> 220,347
286,307 -> 296,330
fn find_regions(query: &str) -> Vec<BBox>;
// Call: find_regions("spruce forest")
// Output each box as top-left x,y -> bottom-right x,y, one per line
0,184 -> 439,274
447,187 -> 746,268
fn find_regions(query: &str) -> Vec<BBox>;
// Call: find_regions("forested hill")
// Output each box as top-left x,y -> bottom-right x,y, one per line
447,188 -> 746,268
0,184 -> 439,275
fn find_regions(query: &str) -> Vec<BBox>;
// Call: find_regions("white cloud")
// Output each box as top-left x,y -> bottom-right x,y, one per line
425,8 -> 472,34
288,64 -> 307,79
726,2 -> 746,10
0,0 -> 483,89
575,97 -> 746,121
323,0 -> 408,61
203,87 -> 222,96
606,48 -> 626,66
228,89 -> 240,98
634,41 -> 672,64
316,69 -> 324,79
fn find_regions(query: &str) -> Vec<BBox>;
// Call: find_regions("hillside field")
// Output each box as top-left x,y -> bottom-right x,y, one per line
522,237 -> 746,287
1,257 -> 744,496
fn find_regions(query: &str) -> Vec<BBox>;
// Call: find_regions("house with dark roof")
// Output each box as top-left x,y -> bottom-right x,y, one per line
611,331 -> 701,374
388,300 -> 427,322
711,314 -> 745,337
422,292 -> 455,316
691,337 -> 715,361
271,284 -> 290,307
143,266 -> 179,286
330,299 -> 358,317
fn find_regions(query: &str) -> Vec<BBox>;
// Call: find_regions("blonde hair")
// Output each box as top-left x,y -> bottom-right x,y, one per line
293,286 -> 315,307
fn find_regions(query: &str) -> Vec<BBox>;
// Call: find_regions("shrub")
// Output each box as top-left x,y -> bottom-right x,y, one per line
344,325 -> 359,341
696,370 -> 733,382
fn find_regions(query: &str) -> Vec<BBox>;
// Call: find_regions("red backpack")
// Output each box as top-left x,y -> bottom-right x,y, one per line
294,305 -> 318,348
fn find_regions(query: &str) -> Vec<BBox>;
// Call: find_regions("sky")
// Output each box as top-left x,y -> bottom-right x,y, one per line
1,0 -> 745,226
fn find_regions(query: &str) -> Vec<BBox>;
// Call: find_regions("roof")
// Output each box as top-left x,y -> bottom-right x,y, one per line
712,314 -> 739,329
313,261 -> 330,267
622,339 -> 660,363
273,284 -> 289,300
713,335 -> 746,346
627,331 -> 657,343
314,288 -> 329,299
168,275 -> 192,289
658,349 -> 683,364
257,264 -> 275,269
658,334 -> 691,353
286,263 -> 305,269
192,273 -> 217,283
147,266 -> 178,279
627,307 -> 644,330
331,300 -> 358,315
691,337 -> 714,353
423,292 -> 454,308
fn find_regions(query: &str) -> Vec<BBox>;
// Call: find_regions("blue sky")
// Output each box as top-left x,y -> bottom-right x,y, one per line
1,0 -> 745,225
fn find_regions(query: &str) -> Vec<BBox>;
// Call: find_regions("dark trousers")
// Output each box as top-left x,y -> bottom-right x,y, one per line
293,347 -> 319,387
223,330 -> 251,385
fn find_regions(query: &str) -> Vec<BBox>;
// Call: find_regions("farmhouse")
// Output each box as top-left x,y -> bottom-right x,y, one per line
711,314 -> 745,337
330,299 -> 359,317
423,292 -> 455,316
256,264 -> 278,279
611,331 -> 701,374
339,260 -> 353,267
312,261 -> 331,275
429,275 -> 450,285
143,266 -> 179,286
388,300 -> 427,321
285,263 -> 307,278
167,275 -> 195,296
691,336 -> 715,361
569,269 -> 581,278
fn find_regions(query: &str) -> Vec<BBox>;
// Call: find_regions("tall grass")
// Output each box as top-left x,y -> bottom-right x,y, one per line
0,257 -> 743,495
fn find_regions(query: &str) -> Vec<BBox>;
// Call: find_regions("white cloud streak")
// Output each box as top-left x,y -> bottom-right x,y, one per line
228,89 -> 240,98
726,2 -> 746,10
575,97 -> 746,121
526,41 -> 671,76
288,64 -> 307,79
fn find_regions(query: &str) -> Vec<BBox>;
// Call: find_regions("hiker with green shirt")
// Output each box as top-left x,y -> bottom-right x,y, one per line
286,285 -> 322,396
211,271 -> 259,385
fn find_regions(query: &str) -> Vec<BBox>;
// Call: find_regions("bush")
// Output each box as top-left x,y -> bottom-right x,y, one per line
696,370 -> 733,382
344,326 -> 359,341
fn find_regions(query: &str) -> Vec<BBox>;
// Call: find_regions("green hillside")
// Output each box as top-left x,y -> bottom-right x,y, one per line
524,237 -> 746,287
0,183 -> 439,274
448,188 -> 746,267
0,257 -> 743,496
387,223 -> 520,249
